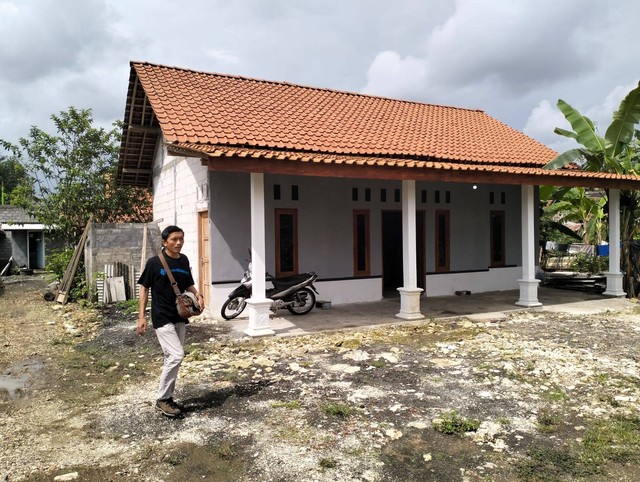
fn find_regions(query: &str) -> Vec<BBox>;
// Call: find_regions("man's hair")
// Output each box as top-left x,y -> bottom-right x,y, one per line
161,225 -> 184,241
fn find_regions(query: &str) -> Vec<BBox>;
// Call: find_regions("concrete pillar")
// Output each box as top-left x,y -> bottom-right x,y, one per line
604,188 -> 625,297
245,173 -> 274,337
397,179 -> 424,320
516,184 -> 542,307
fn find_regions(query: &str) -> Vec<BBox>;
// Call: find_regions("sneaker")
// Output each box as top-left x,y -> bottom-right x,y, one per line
166,397 -> 186,412
155,398 -> 182,417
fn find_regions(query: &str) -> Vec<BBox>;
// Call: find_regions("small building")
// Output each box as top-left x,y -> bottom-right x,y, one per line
0,206 -> 46,271
116,61 -> 640,335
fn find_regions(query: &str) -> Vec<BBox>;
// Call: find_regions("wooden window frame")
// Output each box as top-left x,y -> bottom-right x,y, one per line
490,210 -> 506,267
353,209 -> 371,276
275,208 -> 298,277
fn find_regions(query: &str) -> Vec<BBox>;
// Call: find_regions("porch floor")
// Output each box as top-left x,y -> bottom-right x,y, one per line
219,287 -> 636,338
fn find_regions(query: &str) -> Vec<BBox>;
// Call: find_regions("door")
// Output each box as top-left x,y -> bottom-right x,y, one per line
198,211 -> 210,308
490,210 -> 506,267
382,211 -> 425,295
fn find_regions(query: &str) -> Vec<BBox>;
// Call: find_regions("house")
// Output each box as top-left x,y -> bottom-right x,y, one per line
0,206 -> 46,271
117,61 -> 640,336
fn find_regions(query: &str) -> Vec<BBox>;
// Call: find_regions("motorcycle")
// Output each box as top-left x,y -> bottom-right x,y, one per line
221,263 -> 319,320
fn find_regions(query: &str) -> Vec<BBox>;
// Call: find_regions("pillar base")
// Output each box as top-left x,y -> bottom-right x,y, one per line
244,299 -> 275,337
603,272 -> 626,297
515,279 -> 542,307
396,287 -> 425,320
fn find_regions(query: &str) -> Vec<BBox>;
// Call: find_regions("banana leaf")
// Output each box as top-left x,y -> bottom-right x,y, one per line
544,148 -> 584,170
556,100 -> 606,153
605,81 -> 640,159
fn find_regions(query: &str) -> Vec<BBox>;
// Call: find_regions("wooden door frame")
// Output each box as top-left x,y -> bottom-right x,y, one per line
197,210 -> 210,308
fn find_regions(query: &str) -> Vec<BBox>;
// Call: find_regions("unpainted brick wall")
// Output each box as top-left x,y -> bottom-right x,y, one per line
84,223 -> 162,301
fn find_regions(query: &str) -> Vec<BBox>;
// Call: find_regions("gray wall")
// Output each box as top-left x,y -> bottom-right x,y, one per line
210,171 -> 523,283
85,223 -> 162,300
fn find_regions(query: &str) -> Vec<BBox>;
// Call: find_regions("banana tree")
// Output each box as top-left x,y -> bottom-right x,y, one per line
543,81 -> 640,295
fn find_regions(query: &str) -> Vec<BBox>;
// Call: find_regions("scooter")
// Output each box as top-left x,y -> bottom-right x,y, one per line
221,263 -> 319,320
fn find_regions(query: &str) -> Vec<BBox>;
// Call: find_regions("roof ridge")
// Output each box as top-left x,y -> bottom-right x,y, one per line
130,60 -> 485,114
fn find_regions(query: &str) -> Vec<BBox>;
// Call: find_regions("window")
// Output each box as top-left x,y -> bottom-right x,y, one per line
445,190 -> 451,204
394,189 -> 400,202
435,190 -> 440,204
353,210 -> 370,276
421,189 -> 427,203
291,185 -> 299,201
435,210 -> 450,272
273,184 -> 281,200
489,192 -> 495,204
500,192 -> 506,204
364,188 -> 371,202
490,210 -> 506,267
352,187 -> 358,201
380,188 -> 387,202
275,209 -> 298,276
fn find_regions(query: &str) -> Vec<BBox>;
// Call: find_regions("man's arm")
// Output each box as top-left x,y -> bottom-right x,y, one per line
137,285 -> 149,335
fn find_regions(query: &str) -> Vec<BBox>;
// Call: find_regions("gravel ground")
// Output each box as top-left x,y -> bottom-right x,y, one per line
2,275 -> 640,481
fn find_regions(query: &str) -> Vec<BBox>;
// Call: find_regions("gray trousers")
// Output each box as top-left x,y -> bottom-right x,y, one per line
155,322 -> 186,400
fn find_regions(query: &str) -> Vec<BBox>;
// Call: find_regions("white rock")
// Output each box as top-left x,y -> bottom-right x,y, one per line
54,473 -> 79,481
423,453 -> 432,462
343,350 -> 371,361
408,421 -> 429,429
379,353 -> 399,363
385,428 -> 403,439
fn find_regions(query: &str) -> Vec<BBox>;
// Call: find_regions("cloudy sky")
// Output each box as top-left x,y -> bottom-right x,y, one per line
1,0 -> 638,154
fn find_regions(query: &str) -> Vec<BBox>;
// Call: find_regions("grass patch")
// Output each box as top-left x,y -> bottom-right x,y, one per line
272,400 -> 302,409
321,402 -> 357,418
582,414 -> 640,465
184,348 -> 207,362
536,408 -> 562,434
319,457 -> 338,469
432,411 -> 480,434
517,414 -> 640,480
114,299 -> 139,315
542,387 -> 569,402
336,338 -> 362,349
211,441 -> 237,458
369,359 -> 386,368
516,443 -> 599,480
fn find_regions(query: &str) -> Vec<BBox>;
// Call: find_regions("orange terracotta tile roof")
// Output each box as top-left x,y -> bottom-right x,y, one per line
131,61 -> 557,164
118,61 -> 640,189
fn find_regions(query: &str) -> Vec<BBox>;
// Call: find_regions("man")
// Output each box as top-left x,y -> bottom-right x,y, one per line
137,225 -> 205,417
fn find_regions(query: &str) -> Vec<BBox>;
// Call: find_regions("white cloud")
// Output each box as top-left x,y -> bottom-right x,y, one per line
204,49 -> 240,65
361,51 -> 428,100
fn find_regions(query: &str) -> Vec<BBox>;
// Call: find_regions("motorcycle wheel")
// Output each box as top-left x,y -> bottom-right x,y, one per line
286,288 -> 316,315
221,296 -> 247,320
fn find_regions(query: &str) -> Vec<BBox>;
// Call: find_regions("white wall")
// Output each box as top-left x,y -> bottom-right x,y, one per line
145,157 -> 535,319
426,266 -> 521,296
151,140 -> 209,290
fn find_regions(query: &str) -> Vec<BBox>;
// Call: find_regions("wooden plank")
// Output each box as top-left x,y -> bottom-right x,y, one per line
0,257 -> 14,276
57,217 -> 93,305
107,277 -> 127,302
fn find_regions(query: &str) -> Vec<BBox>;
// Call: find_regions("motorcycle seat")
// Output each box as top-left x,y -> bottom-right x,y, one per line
271,273 -> 315,290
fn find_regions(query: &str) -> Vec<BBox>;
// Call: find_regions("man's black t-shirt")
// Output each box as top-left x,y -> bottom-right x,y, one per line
138,251 -> 196,328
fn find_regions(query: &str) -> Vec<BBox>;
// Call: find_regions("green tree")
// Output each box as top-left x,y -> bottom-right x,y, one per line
544,81 -> 640,295
0,107 -> 152,245
0,151 -> 27,205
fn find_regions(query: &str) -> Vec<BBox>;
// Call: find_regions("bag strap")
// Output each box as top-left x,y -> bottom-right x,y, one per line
158,250 -> 182,297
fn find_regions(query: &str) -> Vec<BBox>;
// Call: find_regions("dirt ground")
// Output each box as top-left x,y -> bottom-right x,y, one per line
2,274 -> 640,482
